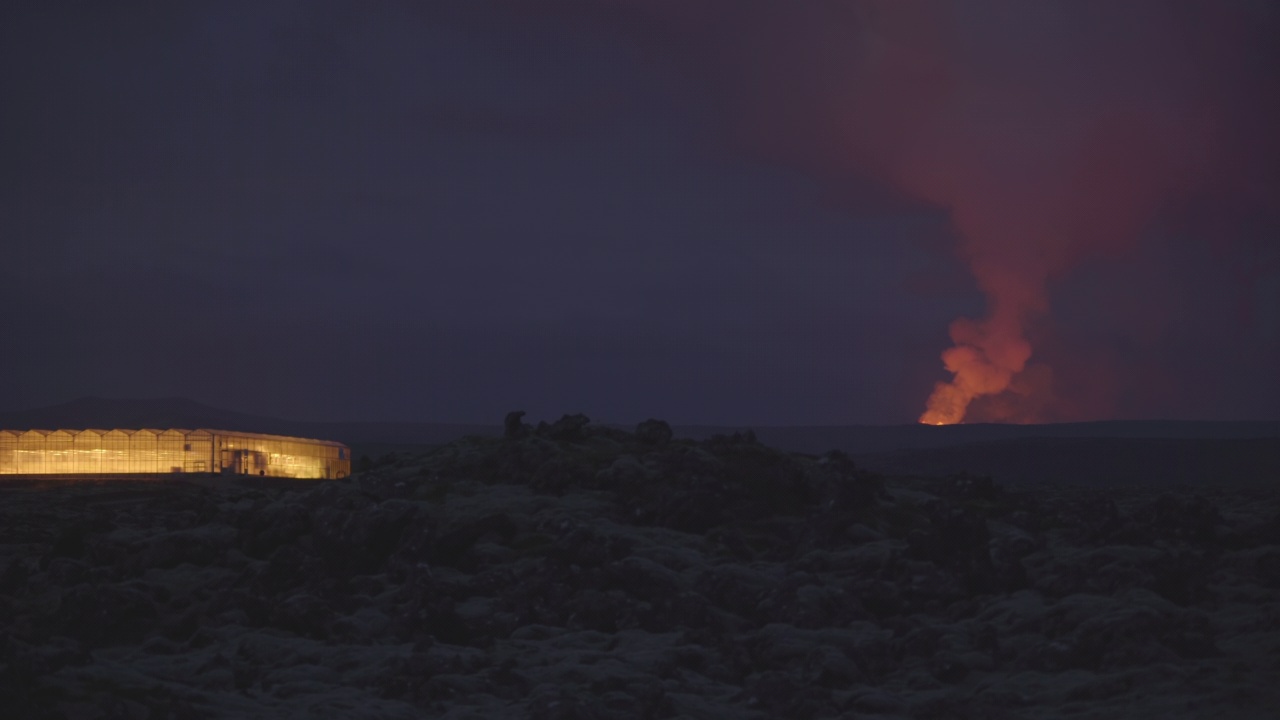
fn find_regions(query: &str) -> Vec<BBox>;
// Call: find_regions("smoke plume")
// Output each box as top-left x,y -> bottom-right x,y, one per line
545,0 -> 1280,421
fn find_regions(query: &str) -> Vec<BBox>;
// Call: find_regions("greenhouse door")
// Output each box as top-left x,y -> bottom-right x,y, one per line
221,449 -> 250,474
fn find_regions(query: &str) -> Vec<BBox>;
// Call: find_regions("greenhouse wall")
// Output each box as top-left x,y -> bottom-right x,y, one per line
0,429 -> 349,479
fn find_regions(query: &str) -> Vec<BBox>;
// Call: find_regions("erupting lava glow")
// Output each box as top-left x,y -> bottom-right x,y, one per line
919,311 -> 1034,425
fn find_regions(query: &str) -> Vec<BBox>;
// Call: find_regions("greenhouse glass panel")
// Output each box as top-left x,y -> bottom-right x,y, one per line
103,430 -> 130,474
0,430 -> 17,474
47,430 -> 74,474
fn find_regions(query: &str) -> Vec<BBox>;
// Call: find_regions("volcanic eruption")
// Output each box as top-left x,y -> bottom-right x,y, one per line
540,0 -> 1279,423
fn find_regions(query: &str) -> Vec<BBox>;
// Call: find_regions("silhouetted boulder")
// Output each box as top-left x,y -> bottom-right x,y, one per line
539,413 -> 591,442
504,410 -> 528,439
635,418 -> 673,446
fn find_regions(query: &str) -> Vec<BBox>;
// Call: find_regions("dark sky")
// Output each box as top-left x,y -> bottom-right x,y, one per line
2,1 -> 1277,425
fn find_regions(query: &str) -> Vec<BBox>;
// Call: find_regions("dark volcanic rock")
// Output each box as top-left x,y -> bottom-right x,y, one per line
528,454 -> 596,496
48,525 -> 90,561
311,497 -> 420,573
237,500 -> 310,559
269,593 -> 337,640
0,558 -> 32,595
52,583 -> 159,647
1035,591 -> 1219,671
944,472 -> 1003,502
1132,493 -> 1222,544
429,513 -> 517,570
2,419 -> 1278,718
930,650 -> 971,683
906,504 -> 999,595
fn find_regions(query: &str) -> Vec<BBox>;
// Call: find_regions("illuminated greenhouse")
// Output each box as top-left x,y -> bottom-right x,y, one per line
0,429 -> 349,479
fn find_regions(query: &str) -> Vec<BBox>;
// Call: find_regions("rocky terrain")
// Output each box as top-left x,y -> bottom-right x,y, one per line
2,414 -> 1279,719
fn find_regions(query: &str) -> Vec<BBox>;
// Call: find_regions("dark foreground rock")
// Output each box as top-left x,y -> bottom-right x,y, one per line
1,417 -> 1278,718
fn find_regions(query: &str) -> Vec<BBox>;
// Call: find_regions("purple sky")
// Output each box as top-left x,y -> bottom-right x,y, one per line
2,1 -> 1277,424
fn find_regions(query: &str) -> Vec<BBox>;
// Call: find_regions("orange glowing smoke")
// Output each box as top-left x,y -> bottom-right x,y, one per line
920,316 -> 1031,425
